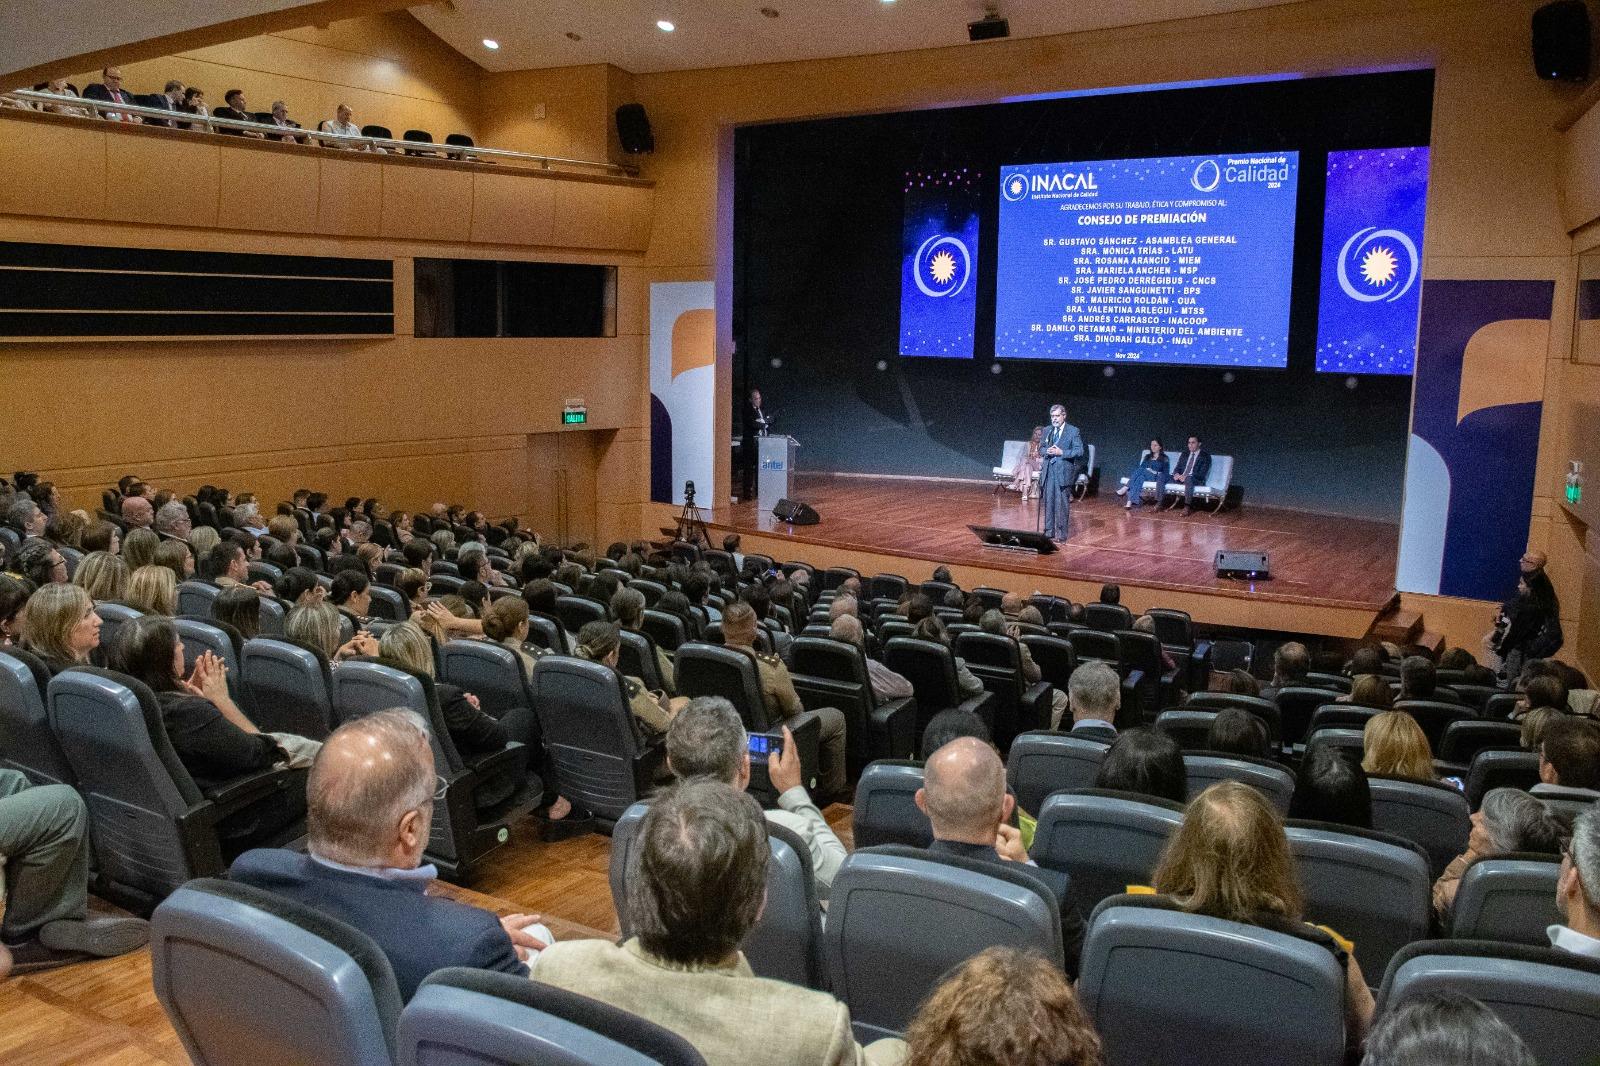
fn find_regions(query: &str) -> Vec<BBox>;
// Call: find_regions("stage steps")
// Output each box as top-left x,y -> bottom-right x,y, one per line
1367,604 -> 1446,655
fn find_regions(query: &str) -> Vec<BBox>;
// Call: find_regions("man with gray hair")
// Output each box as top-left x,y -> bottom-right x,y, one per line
6,496 -> 45,540
153,500 -> 191,540
667,697 -> 846,896
536,780 -> 902,1065
1553,807 -> 1600,959
829,614 -> 911,702
914,737 -> 1085,974
1068,660 -> 1121,741
230,709 -> 549,1000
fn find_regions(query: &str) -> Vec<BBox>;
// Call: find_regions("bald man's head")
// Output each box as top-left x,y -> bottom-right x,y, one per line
1000,591 -> 1026,617
919,736 -> 1007,840
307,709 -> 434,867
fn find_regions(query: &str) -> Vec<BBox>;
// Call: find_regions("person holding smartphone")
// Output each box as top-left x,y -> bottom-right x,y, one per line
666,697 -> 847,900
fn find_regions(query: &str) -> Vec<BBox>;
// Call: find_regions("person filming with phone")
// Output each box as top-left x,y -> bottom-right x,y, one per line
666,697 -> 847,901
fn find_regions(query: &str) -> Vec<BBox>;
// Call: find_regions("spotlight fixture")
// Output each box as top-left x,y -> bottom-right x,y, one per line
565,31 -> 582,40
656,19 -> 676,32
760,6 -> 779,17
968,6 -> 1009,41
482,38 -> 500,49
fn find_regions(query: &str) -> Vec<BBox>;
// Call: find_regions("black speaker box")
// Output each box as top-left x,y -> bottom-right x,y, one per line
968,524 -> 1058,555
773,498 -> 820,525
1215,550 -> 1270,580
1533,1 -> 1590,81
615,103 -> 655,154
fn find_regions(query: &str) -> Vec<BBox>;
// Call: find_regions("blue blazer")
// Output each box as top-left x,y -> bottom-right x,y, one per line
1040,423 -> 1085,481
1171,449 -> 1211,485
229,848 -> 527,1001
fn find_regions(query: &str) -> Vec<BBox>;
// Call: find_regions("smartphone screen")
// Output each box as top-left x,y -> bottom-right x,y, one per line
748,734 -> 783,759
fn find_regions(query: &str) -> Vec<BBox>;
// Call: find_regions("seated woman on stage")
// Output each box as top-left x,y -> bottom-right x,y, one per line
1007,427 -> 1045,501
1117,438 -> 1171,510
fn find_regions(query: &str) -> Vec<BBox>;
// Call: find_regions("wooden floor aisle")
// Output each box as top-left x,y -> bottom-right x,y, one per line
0,803 -> 857,1064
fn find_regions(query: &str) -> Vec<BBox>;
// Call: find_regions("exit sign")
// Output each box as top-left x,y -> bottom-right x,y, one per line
563,398 -> 587,425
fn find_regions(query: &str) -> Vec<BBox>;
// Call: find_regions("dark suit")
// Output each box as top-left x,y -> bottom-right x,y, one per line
927,838 -> 1085,976
1070,720 -> 1117,743
1170,448 -> 1212,509
81,83 -> 136,118
211,105 -> 253,135
229,848 -> 527,1001
1039,421 -> 1085,541
739,401 -> 770,500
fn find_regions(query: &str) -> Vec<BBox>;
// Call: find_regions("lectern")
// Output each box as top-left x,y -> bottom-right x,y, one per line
758,436 -> 797,511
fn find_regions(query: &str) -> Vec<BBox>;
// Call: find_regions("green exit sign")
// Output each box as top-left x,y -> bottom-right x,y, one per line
562,409 -> 587,425
1568,482 -> 1582,505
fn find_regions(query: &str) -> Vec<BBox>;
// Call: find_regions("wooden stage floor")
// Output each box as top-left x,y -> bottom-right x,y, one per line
708,474 -> 1399,614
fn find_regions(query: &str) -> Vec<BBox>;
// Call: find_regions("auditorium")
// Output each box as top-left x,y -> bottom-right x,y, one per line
2,0 -> 1600,1062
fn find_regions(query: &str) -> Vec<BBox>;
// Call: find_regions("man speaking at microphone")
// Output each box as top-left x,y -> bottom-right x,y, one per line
1040,403 -> 1084,542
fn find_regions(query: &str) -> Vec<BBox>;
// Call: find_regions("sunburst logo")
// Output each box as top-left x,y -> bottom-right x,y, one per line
1002,173 -> 1029,202
1359,245 -> 1397,287
928,250 -> 957,285
1337,226 -> 1419,303
912,234 -> 971,298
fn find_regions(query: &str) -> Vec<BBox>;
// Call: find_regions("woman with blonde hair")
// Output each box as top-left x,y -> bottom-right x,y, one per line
1152,781 -> 1374,1040
126,564 -> 177,617
1361,711 -> 1436,782
377,621 -> 512,763
152,539 -> 193,582
1007,427 -> 1046,501
122,527 -> 160,570
72,551 -> 129,603
284,602 -> 375,663
187,525 -> 220,560
1343,673 -> 1394,711
20,583 -> 102,675
903,946 -> 1103,1066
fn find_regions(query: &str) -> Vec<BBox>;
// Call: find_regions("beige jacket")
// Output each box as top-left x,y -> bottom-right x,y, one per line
535,938 -> 904,1066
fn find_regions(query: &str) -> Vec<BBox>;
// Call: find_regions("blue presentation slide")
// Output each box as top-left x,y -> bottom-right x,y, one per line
1314,147 -> 1429,375
899,170 -> 981,358
995,152 -> 1299,366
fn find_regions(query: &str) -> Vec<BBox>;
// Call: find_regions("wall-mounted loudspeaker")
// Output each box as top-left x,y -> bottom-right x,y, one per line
615,104 -> 655,154
772,499 -> 820,525
1215,550 -> 1270,580
1532,0 -> 1590,81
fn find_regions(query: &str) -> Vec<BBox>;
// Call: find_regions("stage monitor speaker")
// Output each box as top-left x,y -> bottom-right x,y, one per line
1533,1 -> 1590,81
968,524 -> 1057,555
615,104 -> 655,153
968,15 -> 1010,41
1215,550 -> 1270,580
773,498 -> 820,525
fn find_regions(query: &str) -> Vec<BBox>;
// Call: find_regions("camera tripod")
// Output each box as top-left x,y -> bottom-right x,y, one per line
676,486 -> 709,547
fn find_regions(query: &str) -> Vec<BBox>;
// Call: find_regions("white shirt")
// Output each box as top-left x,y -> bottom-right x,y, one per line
767,786 -> 847,900
1548,924 -> 1600,960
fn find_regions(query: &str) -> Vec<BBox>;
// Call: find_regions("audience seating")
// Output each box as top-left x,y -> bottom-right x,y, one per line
954,631 -> 1053,748
850,760 -> 932,849
825,845 -> 1063,1042
399,968 -> 707,1066
1463,748 -> 1541,809
1145,607 -> 1212,690
1182,753 -> 1295,813
788,636 -> 916,769
1377,940 -> 1600,1066
526,612 -> 571,655
555,595 -> 607,635
51,667 -> 304,909
1438,720 -> 1522,767
1273,687 -> 1337,748
1303,727 -> 1365,766
1367,775 -> 1471,878
882,636 -> 997,740
1185,691 -> 1282,744
673,643 -> 822,796
0,646 -> 74,786
639,610 -> 687,653
1304,671 -> 1351,693
609,802 -> 824,991
1030,789 -> 1185,911
438,639 -> 541,745
1114,629 -> 1175,721
175,617 -> 242,703
970,586 -> 1006,611
1006,732 -> 1109,815
1305,704 -> 1379,737
1284,821 -> 1432,982
176,580 -> 221,619
1153,708 -> 1219,750
95,601 -> 144,655
617,628 -> 669,692
334,660 -> 528,876
1392,699 -> 1475,750
526,655 -> 662,826
1085,603 -> 1133,633
1449,854 -> 1563,946
151,877 -> 401,1066
240,637 -> 335,739
1019,633 -> 1076,694
1080,898 -> 1345,1066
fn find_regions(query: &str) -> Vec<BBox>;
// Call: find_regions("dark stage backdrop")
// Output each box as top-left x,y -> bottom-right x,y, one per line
732,71 -> 1434,521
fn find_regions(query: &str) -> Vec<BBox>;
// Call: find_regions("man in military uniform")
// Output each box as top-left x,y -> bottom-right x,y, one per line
722,602 -> 848,800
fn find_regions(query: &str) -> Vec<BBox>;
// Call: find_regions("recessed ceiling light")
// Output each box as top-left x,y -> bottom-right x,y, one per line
482,38 -> 499,49
565,31 -> 582,40
656,19 -> 676,32
760,6 -> 779,16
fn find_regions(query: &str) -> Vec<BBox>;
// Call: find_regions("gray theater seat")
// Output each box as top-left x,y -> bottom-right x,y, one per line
259,595 -> 286,635
956,631 -> 1055,746
175,617 -> 242,704
1465,749 -> 1541,809
608,801 -> 824,990
152,877 -> 401,1066
883,636 -> 997,740
1030,789 -> 1185,911
788,635 -> 916,768
94,601 -> 144,655
825,845 -> 1062,1041
1391,699 -> 1474,750
1153,708 -> 1219,751
555,594 -> 607,635
367,585 -> 407,621
1080,900 -> 1346,1066
851,760 -> 932,849
1304,727 -> 1366,767
176,580 -> 221,619
400,968 -> 707,1066
240,637 -> 336,739
1185,691 -> 1282,744
0,647 -> 73,785
618,628 -> 668,693
1368,775 -> 1471,878
529,655 -> 662,825
1274,687 -> 1338,748
1005,732 -> 1108,815
1286,821 -> 1432,983
1377,940 -> 1600,1066
1184,753 -> 1296,813
1449,855 -> 1562,946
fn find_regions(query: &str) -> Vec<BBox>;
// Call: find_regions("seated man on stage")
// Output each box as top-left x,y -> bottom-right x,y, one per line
1117,438 -> 1170,511
1168,434 -> 1212,514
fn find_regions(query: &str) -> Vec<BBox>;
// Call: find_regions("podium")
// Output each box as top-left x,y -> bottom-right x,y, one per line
758,435 -> 797,511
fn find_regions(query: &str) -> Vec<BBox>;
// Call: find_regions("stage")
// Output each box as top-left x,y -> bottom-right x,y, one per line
702,474 -> 1401,639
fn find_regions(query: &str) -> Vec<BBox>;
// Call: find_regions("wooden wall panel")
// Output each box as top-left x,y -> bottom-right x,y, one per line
469,170 -> 556,246
220,144 -> 321,233
103,133 -> 220,228
317,154 -> 384,236
379,162 -> 472,241
0,118 -> 107,221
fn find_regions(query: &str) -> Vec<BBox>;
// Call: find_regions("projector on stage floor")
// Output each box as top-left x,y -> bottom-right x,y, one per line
1215,550 -> 1270,580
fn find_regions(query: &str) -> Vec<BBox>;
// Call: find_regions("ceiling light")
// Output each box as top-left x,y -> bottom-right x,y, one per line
760,6 -> 779,16
482,38 -> 500,49
656,19 -> 676,32
565,31 -> 582,40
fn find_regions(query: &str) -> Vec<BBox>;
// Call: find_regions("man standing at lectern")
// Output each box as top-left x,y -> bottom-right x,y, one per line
739,388 -> 771,501
1040,404 -> 1084,542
